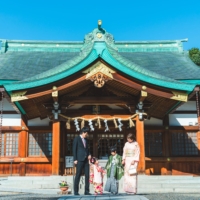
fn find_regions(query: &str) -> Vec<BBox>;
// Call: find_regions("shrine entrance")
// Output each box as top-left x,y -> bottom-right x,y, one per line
64,124 -> 136,175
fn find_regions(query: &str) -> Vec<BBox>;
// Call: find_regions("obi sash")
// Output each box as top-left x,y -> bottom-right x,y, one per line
125,149 -> 135,157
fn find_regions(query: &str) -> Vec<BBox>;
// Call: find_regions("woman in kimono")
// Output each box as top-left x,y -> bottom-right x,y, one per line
104,146 -> 124,195
122,133 -> 140,194
89,157 -> 106,195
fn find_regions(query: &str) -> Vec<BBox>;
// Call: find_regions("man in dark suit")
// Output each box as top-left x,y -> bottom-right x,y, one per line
73,126 -> 91,195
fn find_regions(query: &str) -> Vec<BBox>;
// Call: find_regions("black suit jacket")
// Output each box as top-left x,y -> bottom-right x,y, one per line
73,135 -> 90,161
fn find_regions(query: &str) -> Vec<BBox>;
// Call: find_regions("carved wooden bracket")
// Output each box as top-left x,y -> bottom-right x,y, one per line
84,61 -> 115,88
89,72 -> 112,88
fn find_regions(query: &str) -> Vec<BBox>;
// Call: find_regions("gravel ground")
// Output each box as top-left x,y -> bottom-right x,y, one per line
0,192 -> 200,200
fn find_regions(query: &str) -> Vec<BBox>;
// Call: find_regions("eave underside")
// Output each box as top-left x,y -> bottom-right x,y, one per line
17,75 -> 180,120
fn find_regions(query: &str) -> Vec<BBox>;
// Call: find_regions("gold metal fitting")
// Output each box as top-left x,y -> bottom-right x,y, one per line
98,20 -> 102,26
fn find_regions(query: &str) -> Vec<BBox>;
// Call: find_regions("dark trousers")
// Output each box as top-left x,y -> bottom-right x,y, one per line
74,158 -> 89,194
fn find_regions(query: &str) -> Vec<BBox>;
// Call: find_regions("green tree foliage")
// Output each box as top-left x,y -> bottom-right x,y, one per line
189,48 -> 200,66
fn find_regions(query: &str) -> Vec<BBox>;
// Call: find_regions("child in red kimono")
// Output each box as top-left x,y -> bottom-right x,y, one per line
89,157 -> 106,195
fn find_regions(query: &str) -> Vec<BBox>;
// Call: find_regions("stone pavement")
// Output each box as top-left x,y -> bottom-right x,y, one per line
1,192 -> 200,200
58,194 -> 148,200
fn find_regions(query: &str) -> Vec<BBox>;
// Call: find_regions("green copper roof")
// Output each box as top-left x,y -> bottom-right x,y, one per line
3,41 -> 195,92
0,26 -> 199,93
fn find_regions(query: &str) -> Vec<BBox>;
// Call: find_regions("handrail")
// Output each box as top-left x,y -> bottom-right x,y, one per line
0,158 -> 14,176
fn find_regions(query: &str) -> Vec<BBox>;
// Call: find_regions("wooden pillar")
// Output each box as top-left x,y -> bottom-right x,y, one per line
136,116 -> 145,174
52,121 -> 60,175
163,115 -> 172,175
19,130 -> 27,176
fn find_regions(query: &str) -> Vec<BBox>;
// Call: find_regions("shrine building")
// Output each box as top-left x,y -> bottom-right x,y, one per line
0,21 -> 200,176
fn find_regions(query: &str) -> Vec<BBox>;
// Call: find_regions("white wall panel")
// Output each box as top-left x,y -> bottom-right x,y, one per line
28,117 -> 50,126
2,114 -> 21,126
2,98 -> 15,111
176,101 -> 196,111
144,117 -> 163,126
169,114 -> 198,126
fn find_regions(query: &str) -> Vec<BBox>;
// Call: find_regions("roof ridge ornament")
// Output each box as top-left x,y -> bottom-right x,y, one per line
82,20 -> 118,51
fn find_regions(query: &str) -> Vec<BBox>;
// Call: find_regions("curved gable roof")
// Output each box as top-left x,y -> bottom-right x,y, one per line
1,26 -> 199,93
3,41 -> 196,92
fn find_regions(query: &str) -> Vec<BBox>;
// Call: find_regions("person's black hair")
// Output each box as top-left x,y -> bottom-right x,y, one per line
80,126 -> 90,135
90,157 -> 97,164
110,146 -> 117,153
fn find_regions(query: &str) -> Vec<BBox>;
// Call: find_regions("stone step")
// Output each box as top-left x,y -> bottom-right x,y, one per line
138,188 -> 200,193
0,183 -> 61,189
7,176 -> 67,181
137,183 -> 200,188
0,187 -> 62,194
1,180 -> 73,185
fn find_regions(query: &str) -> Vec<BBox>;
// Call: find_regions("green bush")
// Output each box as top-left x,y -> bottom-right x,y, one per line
189,48 -> 200,66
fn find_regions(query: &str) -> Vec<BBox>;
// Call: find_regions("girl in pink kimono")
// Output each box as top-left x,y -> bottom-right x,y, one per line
122,133 -> 140,194
89,157 -> 106,195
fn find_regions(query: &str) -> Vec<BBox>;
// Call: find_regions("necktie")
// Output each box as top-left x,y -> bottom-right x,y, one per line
82,138 -> 86,148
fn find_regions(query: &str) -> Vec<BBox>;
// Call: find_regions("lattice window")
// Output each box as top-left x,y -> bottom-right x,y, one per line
66,134 -> 93,156
97,134 -> 124,159
171,131 -> 198,156
0,133 -> 19,156
0,133 -> 4,156
28,133 -> 52,157
145,132 -> 163,156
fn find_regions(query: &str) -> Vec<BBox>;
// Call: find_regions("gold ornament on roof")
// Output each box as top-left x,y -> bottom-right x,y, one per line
170,91 -> 188,102
97,33 -> 102,38
84,61 -> 115,88
98,20 -> 102,26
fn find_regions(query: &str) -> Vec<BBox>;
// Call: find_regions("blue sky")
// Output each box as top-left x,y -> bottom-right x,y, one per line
0,0 -> 200,50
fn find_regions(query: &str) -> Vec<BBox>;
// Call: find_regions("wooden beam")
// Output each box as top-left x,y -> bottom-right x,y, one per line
52,121 -> 60,175
136,116 -> 145,174
63,96 -> 135,105
113,73 -> 174,99
1,126 -> 24,131
62,109 -> 130,116
0,111 -> 18,114
0,157 -> 52,163
26,75 -> 87,99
